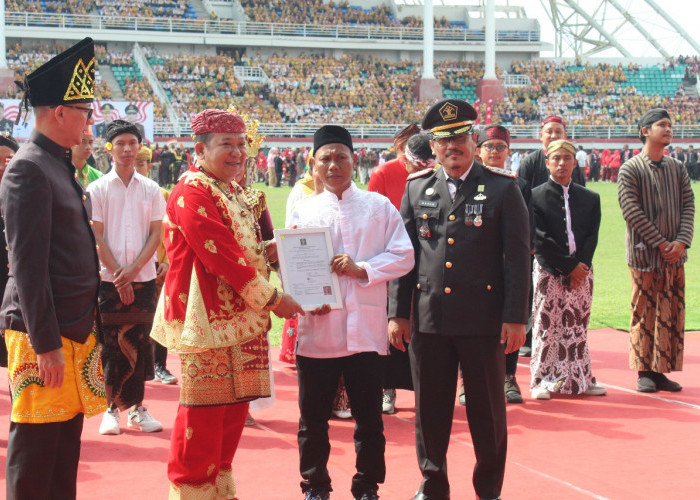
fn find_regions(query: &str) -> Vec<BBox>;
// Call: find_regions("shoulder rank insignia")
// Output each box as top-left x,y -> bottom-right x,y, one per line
485,166 -> 517,178
407,166 -> 437,181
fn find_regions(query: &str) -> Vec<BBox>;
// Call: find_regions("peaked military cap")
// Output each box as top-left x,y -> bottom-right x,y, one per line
421,99 -> 478,138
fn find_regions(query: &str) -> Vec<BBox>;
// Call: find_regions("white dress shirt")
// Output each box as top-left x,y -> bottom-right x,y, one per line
288,183 -> 415,358
551,176 -> 577,255
87,169 -> 166,283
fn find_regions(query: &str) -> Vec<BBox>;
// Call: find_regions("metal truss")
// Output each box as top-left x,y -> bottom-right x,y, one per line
543,0 -> 700,57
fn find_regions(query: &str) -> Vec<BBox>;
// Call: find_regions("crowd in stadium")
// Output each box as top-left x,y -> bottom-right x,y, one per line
1,46 -> 699,128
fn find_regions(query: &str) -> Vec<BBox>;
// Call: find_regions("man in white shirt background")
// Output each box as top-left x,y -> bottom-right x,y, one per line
288,125 -> 414,500
575,145 -> 588,181
87,120 -> 166,436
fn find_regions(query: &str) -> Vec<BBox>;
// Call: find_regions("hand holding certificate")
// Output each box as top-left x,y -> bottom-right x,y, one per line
273,227 -> 343,311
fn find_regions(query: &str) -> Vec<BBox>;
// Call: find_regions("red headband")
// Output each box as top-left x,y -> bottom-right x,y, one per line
191,109 -> 245,135
541,115 -> 566,128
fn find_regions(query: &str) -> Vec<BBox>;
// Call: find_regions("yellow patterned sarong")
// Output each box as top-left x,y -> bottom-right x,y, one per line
5,329 -> 106,423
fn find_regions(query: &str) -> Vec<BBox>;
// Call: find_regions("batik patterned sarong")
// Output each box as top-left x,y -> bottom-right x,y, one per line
530,263 -> 597,394
629,266 -> 685,372
100,280 -> 157,410
6,327 -> 106,423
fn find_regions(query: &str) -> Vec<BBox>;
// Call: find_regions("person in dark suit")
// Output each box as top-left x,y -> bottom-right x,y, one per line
388,99 -> 531,500
94,102 -> 116,138
125,103 -> 146,139
529,139 -> 606,400
1,37 -> 105,500
519,116 -> 586,189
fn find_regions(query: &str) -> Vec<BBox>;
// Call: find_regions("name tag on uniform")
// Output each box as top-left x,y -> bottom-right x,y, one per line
418,200 -> 438,208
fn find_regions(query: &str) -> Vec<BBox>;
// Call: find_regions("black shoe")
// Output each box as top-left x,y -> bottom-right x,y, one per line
652,373 -> 682,392
636,376 -> 657,393
504,374 -> 523,404
354,489 -> 379,500
305,489 -> 330,500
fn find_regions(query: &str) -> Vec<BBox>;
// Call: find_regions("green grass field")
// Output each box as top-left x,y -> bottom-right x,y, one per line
255,181 -> 699,344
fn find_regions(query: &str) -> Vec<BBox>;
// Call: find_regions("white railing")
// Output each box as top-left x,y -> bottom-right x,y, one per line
132,42 -> 181,136
4,11 -> 541,43
233,66 -> 269,85
501,74 -> 532,87
153,121 -> 700,139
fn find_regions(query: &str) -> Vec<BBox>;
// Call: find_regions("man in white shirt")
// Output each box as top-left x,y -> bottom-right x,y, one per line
87,120 -> 166,436
575,145 -> 588,181
288,126 -> 415,500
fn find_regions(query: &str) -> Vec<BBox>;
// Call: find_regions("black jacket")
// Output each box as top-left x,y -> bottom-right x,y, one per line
0,131 -> 101,354
531,178 -> 601,277
520,148 -> 585,189
388,162 -> 531,337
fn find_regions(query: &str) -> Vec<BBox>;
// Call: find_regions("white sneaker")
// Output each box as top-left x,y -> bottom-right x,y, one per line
382,389 -> 396,414
99,408 -> 120,435
332,409 -> 352,419
584,383 -> 607,396
127,406 -> 163,432
531,386 -> 551,400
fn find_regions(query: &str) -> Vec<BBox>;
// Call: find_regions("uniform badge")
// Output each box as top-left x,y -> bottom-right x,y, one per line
425,187 -> 435,196
473,204 -> 483,227
418,200 -> 438,208
474,185 -> 486,201
419,224 -> 432,239
464,204 -> 474,226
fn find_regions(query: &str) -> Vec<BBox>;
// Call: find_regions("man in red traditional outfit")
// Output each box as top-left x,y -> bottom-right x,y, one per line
150,109 -> 303,499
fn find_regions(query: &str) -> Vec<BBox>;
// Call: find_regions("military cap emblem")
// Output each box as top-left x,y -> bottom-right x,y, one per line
439,102 -> 458,122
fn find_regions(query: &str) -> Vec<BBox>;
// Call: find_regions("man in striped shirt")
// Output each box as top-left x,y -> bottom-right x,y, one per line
618,108 -> 695,393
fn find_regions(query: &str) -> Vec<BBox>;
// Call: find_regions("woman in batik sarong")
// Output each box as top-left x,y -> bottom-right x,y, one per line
529,140 -> 607,400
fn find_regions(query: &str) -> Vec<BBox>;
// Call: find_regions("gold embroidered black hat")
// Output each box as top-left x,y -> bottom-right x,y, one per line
15,37 -> 95,113
421,99 -> 478,138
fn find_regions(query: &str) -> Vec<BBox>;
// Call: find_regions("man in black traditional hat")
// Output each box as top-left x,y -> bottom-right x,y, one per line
87,119 -> 166,436
388,99 -> 530,500
289,125 -> 414,500
618,108 -> 694,393
0,37 -> 106,500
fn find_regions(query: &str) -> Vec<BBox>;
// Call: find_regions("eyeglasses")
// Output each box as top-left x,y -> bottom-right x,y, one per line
433,134 -> 470,147
481,144 -> 508,153
61,105 -> 94,120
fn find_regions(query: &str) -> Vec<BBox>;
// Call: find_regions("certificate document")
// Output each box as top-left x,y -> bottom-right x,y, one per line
274,227 -> 343,311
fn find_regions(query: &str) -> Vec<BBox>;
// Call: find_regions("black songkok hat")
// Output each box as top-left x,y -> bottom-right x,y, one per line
15,37 -> 95,114
313,125 -> 354,154
421,99 -> 477,138
106,119 -> 142,143
0,133 -> 19,152
638,108 -> 671,143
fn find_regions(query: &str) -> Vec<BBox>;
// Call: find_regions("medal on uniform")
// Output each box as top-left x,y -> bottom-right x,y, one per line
474,185 -> 486,201
464,204 -> 474,226
473,204 -> 483,227
419,224 -> 432,238
425,187 -> 435,196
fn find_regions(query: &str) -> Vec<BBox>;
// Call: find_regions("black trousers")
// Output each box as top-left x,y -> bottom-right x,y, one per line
154,340 -> 168,367
410,332 -> 507,500
381,343 -> 414,390
6,413 -> 84,500
297,352 -> 385,496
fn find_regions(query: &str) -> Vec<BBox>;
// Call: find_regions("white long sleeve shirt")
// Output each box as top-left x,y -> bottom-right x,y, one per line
288,183 -> 415,358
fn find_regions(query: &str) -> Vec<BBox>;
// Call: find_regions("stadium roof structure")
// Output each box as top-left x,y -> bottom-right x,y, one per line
546,0 -> 700,58
397,0 -> 699,58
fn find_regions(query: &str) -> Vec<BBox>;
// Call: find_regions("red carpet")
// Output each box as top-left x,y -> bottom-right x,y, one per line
1,329 -> 698,499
